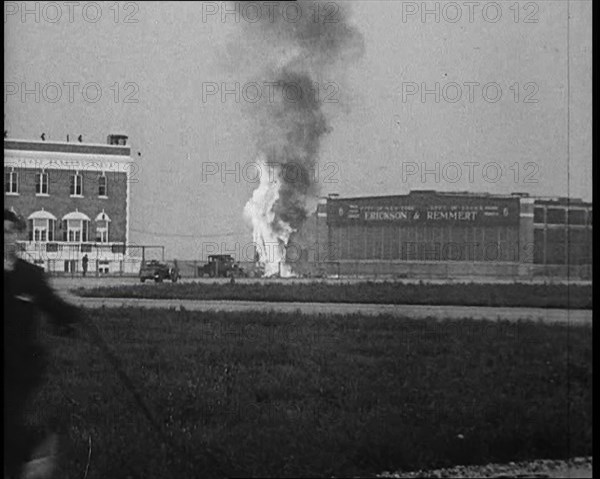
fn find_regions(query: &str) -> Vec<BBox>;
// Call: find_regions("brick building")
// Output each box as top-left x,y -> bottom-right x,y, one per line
4,134 -> 136,274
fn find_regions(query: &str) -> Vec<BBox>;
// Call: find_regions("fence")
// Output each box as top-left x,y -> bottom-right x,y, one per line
171,260 -> 592,281
15,242 -> 165,277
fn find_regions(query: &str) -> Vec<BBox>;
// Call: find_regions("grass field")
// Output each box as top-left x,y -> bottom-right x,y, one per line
74,281 -> 593,309
32,309 -> 592,478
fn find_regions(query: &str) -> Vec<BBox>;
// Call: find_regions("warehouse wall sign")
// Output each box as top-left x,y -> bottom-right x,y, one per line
328,196 -> 520,226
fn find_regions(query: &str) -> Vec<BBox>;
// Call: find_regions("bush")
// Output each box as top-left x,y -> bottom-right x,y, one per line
76,281 -> 593,309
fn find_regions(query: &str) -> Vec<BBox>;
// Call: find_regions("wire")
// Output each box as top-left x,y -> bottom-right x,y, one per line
129,228 -> 246,239
80,312 -> 229,478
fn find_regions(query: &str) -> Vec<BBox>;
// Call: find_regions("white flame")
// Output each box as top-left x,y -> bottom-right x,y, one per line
244,156 -> 296,278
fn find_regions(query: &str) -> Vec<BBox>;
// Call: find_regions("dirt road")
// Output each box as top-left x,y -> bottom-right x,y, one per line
64,296 -> 592,324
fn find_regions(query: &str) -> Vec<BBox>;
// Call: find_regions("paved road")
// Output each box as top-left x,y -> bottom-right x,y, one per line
66,296 -> 592,325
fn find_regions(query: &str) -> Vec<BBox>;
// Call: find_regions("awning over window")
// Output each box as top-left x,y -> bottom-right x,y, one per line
62,211 -> 91,221
28,209 -> 57,221
95,211 -> 111,222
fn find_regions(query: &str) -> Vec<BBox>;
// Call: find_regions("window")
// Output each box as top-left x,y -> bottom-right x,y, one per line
5,170 -> 18,194
96,220 -> 109,243
568,210 -> 586,225
533,229 -> 545,264
27,211 -> 56,242
111,244 -> 126,254
62,211 -> 91,242
33,219 -> 48,242
95,211 -> 111,243
70,172 -> 83,196
546,208 -> 566,224
63,219 -> 89,242
545,228 -> 566,265
63,260 -> 77,273
98,260 -> 110,274
568,230 -> 587,244
547,229 -> 566,243
68,220 -> 81,242
98,175 -> 108,197
36,171 -> 49,195
533,208 -> 545,224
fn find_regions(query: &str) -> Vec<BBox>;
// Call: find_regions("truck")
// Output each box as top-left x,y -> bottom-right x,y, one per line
197,255 -> 246,278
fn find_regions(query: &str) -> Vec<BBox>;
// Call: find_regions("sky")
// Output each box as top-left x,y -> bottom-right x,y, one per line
4,1 -> 592,259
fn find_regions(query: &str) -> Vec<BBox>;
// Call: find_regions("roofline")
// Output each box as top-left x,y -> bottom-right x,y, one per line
326,191 -> 591,205
4,138 -> 129,148
4,138 -> 130,156
327,191 -> 523,201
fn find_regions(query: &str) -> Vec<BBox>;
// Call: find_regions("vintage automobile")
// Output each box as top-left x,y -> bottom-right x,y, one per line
139,260 -> 180,283
197,255 -> 247,278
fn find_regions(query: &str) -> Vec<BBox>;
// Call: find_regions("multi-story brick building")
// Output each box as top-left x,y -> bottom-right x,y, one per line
4,134 -> 136,274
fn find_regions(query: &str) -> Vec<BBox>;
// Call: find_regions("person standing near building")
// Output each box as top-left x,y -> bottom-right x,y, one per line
4,209 -> 83,478
81,254 -> 89,277
170,259 -> 180,282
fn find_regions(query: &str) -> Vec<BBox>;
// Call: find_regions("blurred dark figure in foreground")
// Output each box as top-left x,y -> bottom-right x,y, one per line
4,209 -> 82,478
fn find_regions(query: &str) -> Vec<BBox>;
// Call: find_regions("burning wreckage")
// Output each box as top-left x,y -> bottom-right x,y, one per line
238,1 -> 364,278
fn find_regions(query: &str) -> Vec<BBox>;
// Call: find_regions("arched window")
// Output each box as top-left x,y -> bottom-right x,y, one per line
27,209 -> 57,242
95,210 -> 111,243
62,210 -> 91,242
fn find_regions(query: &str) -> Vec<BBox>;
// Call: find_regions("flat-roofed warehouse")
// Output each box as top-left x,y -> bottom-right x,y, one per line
308,190 -> 592,279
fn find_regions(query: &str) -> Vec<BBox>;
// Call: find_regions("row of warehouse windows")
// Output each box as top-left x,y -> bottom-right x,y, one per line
328,225 -> 521,262
533,207 -> 592,225
327,224 -> 592,265
5,170 -> 108,197
533,229 -> 593,265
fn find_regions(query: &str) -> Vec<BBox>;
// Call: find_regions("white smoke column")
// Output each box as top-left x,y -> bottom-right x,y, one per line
243,156 -> 295,277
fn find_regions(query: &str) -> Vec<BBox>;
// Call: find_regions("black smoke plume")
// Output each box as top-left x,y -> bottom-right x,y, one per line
233,0 -> 364,257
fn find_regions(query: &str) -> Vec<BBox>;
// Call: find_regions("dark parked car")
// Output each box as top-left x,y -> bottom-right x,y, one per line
198,255 -> 247,278
139,260 -> 180,283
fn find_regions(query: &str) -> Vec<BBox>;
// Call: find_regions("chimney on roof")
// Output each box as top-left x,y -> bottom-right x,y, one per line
107,134 -> 128,146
